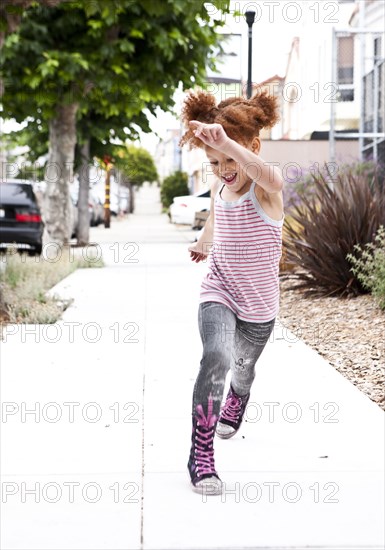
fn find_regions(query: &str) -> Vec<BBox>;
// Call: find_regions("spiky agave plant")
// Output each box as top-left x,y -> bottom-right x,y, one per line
283,166 -> 385,297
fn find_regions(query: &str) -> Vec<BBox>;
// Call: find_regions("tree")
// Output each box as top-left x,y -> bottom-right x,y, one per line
1,0 -> 230,245
160,171 -> 189,209
114,144 -> 158,213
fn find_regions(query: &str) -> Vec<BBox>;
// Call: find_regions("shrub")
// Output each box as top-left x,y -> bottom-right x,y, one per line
160,171 -> 189,209
283,165 -> 385,297
347,226 -> 385,310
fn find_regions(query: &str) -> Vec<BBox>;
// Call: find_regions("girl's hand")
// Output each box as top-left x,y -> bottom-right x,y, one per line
189,120 -> 230,150
188,243 -> 208,263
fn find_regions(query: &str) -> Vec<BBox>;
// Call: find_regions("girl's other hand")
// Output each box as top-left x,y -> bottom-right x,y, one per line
189,120 -> 229,150
188,243 -> 208,263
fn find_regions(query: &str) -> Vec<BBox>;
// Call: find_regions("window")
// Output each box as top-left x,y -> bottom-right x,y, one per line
338,67 -> 353,83
337,36 -> 354,84
339,89 -> 354,102
337,35 -> 354,102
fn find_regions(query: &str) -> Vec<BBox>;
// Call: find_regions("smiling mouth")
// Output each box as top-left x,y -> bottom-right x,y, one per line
221,173 -> 237,184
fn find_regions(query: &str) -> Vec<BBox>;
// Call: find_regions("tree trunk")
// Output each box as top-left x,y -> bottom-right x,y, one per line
77,139 -> 90,246
45,103 -> 78,245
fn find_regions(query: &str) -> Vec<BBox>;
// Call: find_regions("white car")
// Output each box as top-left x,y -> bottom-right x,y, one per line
169,189 -> 210,226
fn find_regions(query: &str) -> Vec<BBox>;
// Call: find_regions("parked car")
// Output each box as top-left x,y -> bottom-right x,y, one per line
169,189 -> 211,226
94,187 -> 129,216
89,192 -> 104,226
110,187 -> 130,216
0,179 -> 44,255
70,186 -> 105,235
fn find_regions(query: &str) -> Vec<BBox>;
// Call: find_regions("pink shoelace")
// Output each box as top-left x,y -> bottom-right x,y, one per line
194,396 -> 218,477
220,393 -> 243,423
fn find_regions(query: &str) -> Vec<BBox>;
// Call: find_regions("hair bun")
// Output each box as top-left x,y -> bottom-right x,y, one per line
180,90 -> 219,148
181,90 -> 218,124
248,88 -> 280,129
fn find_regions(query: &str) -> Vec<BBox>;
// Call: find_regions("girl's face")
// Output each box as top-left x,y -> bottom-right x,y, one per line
205,142 -> 258,193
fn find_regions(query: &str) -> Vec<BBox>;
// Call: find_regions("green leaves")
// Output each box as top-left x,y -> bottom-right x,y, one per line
347,226 -> 385,310
38,52 -> 59,77
87,19 -> 103,31
140,0 -> 170,17
129,29 -> 143,39
118,39 -> 135,54
160,171 -> 189,209
114,144 -> 158,187
1,0 -> 231,170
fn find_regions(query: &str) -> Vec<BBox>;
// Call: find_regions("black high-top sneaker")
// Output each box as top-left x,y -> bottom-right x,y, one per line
187,398 -> 223,495
216,384 -> 250,439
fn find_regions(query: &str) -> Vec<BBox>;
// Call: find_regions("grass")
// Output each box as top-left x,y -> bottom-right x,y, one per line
0,246 -> 104,324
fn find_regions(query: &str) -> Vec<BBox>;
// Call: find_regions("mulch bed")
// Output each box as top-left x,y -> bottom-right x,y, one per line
278,272 -> 385,411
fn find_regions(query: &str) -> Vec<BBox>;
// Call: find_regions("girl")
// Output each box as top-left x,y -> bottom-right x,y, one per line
180,89 -> 284,495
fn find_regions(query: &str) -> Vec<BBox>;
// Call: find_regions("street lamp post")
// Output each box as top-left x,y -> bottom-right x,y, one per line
245,11 -> 256,99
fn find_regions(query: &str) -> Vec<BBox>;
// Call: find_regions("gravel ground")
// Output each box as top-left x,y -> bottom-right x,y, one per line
278,273 -> 385,411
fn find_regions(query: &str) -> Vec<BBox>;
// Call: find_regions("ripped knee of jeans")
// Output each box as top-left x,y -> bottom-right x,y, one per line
235,357 -> 246,371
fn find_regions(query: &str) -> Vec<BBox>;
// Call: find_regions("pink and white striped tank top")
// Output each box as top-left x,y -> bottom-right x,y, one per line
199,180 -> 284,323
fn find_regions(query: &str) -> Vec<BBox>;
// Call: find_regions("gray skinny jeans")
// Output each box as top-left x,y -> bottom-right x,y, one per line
192,301 -> 276,419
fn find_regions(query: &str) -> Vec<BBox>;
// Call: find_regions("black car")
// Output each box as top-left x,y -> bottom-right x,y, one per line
0,180 -> 44,255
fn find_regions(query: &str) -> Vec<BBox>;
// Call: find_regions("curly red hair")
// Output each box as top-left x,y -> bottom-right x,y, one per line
180,88 -> 280,149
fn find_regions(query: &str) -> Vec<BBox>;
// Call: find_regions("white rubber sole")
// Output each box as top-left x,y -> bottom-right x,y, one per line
216,422 -> 238,439
191,477 -> 223,496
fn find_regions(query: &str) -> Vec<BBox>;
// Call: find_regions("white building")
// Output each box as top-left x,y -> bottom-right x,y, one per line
279,0 -> 361,140
154,129 -> 182,183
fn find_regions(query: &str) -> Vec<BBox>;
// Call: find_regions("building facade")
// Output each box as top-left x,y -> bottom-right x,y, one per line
349,0 -> 385,164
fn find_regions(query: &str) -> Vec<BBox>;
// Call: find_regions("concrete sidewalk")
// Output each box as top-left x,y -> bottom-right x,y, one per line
1,182 -> 384,550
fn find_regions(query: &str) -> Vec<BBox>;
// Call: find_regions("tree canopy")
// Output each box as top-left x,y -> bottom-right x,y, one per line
1,0 -> 230,124
0,0 -> 230,243
114,144 -> 158,187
